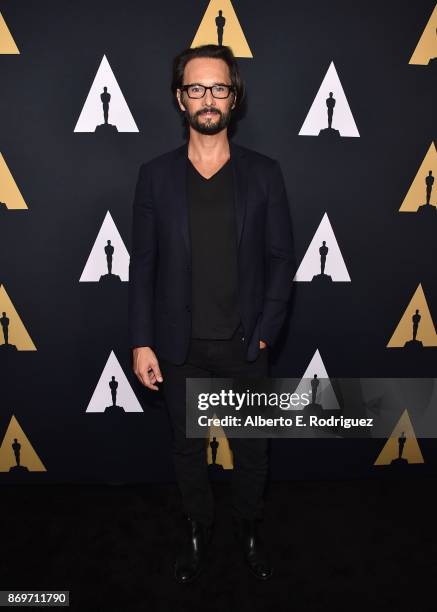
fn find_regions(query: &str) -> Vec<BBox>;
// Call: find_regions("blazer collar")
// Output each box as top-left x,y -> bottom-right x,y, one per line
172,139 -> 248,257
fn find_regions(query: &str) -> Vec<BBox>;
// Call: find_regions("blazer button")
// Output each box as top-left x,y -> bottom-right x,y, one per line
186,305 -> 191,312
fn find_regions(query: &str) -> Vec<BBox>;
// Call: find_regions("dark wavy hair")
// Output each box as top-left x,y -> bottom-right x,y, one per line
170,44 -> 246,112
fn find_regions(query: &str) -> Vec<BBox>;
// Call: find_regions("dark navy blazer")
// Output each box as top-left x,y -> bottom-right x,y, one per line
128,139 -> 296,364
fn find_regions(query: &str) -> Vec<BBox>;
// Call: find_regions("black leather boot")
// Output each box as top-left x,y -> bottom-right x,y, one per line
234,517 -> 274,580
174,514 -> 212,584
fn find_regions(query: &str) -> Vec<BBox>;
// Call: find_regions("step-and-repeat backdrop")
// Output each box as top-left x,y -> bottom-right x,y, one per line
0,1 -> 436,482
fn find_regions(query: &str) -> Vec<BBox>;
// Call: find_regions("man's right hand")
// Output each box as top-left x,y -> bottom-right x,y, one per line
132,347 -> 163,391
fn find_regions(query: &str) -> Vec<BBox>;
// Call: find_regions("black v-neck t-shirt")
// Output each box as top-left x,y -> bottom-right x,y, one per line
187,157 -> 241,339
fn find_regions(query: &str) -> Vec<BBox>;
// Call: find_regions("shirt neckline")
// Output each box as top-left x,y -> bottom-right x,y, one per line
188,157 -> 230,182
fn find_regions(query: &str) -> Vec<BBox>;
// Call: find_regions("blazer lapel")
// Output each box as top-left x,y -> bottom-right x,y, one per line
230,140 -> 249,251
172,139 -> 248,259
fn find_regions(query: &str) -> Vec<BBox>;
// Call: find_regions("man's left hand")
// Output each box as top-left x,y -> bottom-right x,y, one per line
259,340 -> 268,349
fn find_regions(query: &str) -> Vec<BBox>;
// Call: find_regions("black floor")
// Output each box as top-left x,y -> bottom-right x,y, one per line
0,477 -> 434,611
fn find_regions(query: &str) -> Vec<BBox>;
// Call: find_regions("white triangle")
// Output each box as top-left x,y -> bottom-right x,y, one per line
294,212 -> 351,282
74,54 -> 139,132
283,349 -> 341,411
299,61 -> 359,137
79,211 -> 130,282
86,350 -> 143,413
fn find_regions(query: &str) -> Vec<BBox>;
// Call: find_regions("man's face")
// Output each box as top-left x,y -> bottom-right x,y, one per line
176,57 -> 236,135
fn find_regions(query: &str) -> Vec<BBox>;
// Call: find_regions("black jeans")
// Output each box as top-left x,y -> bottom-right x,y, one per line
159,323 -> 270,528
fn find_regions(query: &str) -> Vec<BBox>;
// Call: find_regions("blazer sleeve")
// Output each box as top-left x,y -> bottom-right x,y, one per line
259,159 -> 296,348
128,162 -> 157,349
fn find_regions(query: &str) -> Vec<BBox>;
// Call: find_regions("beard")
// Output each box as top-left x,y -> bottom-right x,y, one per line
184,104 -> 233,135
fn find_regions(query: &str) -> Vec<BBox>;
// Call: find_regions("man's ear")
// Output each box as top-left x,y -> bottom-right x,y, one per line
231,92 -> 237,110
177,89 -> 186,112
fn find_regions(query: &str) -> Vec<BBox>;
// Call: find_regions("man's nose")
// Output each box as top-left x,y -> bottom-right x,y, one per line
204,88 -> 214,104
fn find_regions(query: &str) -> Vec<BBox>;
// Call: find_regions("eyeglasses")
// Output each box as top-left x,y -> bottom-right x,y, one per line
180,83 -> 235,99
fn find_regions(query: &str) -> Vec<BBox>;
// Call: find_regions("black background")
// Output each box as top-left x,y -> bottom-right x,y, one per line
0,0 -> 436,482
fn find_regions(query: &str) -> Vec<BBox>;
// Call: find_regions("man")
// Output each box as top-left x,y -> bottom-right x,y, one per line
128,44 -> 295,583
